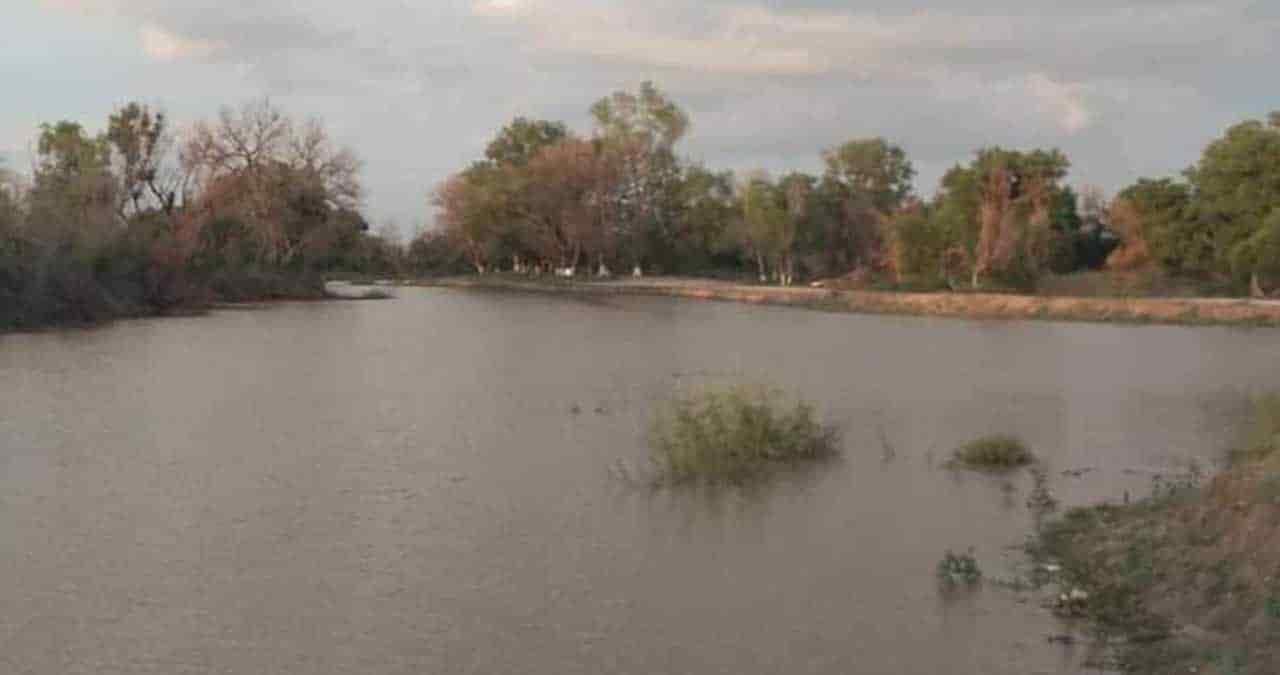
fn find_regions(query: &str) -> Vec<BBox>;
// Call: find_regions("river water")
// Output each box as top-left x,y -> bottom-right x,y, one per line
3,288 -> 1279,674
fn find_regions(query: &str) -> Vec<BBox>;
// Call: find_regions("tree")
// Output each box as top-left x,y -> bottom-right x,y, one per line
969,148 -> 1070,288
817,138 -> 916,276
590,81 -> 690,272
0,161 -> 22,236
1046,186 -> 1082,273
822,138 -> 915,212
517,139 -> 621,274
1228,209 -> 1280,296
182,99 -> 363,265
28,121 -> 116,240
485,117 -> 569,167
669,164 -> 736,273
105,102 -> 179,220
590,81 -> 690,152
733,172 -> 788,283
1107,178 -> 1194,272
1184,115 -> 1280,276
433,162 -> 513,274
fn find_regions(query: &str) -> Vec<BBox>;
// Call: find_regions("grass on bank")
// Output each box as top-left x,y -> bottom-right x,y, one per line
948,434 -> 1035,470
1028,395 -> 1280,674
648,384 -> 839,483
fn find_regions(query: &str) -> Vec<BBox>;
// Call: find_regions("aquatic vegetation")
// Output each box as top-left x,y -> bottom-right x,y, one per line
1027,396 -> 1280,673
1026,466 -> 1059,512
949,434 -> 1034,470
648,384 -> 838,483
937,549 -> 982,586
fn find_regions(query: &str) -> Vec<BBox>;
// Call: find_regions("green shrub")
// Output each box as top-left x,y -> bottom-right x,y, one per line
950,434 -> 1034,470
648,384 -> 838,483
937,549 -> 983,585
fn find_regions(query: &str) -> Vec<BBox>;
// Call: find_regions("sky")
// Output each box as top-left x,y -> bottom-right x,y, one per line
4,0 -> 1278,237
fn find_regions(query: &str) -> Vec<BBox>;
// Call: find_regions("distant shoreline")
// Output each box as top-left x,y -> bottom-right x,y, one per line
419,276 -> 1280,327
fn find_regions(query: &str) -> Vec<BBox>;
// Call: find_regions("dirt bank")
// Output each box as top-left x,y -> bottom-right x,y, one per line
1029,397 -> 1280,673
422,276 -> 1280,326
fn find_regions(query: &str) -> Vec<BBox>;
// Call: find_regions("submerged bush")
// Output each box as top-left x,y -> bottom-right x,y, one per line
937,549 -> 983,585
649,384 -> 838,483
949,434 -> 1034,470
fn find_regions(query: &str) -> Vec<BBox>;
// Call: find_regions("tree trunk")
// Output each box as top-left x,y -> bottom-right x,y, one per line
1251,272 -> 1266,299
756,253 -> 767,283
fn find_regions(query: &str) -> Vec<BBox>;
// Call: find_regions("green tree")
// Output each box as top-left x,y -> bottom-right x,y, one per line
1111,178 -> 1195,272
590,81 -> 690,272
29,121 -> 116,237
484,117 -> 569,167
734,172 -> 788,283
433,161 -> 517,274
1185,115 -> 1280,276
669,164 -> 737,273
816,138 -> 916,276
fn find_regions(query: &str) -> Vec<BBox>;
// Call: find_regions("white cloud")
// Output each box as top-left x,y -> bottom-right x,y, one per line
139,23 -> 225,61
1023,74 -> 1093,134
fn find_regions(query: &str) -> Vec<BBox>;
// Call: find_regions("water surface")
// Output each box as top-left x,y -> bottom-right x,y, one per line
3,289 -> 1279,674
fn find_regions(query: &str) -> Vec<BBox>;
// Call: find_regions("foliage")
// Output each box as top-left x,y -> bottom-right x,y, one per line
484,117 -> 568,167
648,384 -> 839,483
1,98 -> 391,332
1106,112 -> 1280,294
949,435 -> 1034,470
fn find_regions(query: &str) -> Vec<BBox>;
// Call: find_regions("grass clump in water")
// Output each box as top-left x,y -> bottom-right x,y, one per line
949,434 -> 1034,470
649,384 -> 838,483
937,549 -> 983,586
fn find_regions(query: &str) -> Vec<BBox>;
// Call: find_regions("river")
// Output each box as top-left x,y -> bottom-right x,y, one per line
3,288 -> 1279,674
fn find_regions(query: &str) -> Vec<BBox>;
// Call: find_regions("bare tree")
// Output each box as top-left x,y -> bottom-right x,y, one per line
181,98 -> 363,264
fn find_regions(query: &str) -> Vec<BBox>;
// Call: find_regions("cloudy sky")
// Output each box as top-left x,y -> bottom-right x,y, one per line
4,1 -> 1277,235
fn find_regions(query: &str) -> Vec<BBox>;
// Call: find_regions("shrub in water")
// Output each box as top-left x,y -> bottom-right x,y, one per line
649,384 -> 838,483
937,549 -> 983,585
950,434 -> 1034,470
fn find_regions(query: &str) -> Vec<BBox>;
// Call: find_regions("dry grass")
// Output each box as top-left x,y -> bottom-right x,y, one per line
1032,395 -> 1280,673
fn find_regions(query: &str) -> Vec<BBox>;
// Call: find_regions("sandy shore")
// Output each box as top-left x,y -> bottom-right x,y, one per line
420,276 -> 1280,326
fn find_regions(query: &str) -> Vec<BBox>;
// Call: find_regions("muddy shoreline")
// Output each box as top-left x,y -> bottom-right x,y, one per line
420,276 -> 1280,326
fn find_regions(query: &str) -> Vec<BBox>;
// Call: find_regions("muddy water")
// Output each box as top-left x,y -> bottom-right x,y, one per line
3,289 -> 1279,674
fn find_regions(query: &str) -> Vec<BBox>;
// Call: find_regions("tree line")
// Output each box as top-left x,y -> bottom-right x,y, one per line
426,82 -> 1280,296
1,99 -> 398,330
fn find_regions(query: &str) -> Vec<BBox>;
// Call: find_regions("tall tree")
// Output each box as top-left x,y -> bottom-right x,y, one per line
517,139 -> 622,273
969,148 -> 1070,287
734,172 -> 787,283
105,102 -> 178,220
182,99 -> 363,264
1185,114 -> 1280,277
590,81 -> 689,272
433,162 -> 514,274
818,138 -> 915,276
29,121 -> 115,239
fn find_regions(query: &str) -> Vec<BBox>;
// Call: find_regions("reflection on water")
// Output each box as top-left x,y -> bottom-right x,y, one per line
2,289 -> 1279,674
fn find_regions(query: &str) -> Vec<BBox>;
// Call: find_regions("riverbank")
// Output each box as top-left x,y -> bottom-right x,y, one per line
1031,450 -> 1280,670
0,281 -> 389,334
421,276 -> 1280,326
